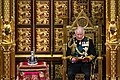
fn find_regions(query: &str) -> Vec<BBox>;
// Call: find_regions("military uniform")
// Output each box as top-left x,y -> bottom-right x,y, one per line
66,36 -> 96,80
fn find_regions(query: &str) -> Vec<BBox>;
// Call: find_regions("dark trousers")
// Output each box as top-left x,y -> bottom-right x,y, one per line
68,62 -> 91,80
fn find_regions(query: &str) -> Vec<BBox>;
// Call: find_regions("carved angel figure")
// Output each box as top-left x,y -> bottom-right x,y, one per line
2,21 -> 11,43
109,21 -> 117,42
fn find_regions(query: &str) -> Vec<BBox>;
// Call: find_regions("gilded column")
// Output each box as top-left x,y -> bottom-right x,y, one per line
2,46 -> 11,80
0,0 -> 3,80
110,44 -> 116,80
106,20 -> 119,80
10,17 -> 15,80
3,0 -> 15,80
0,0 -> 2,16
10,46 -> 15,80
106,42 -> 111,80
110,1 -> 117,79
106,0 -> 111,79
1,43 -> 15,80
69,0 -> 71,24
107,0 -> 118,80
106,42 -> 120,80
3,0 -> 10,21
117,1 -> 120,79
110,0 -> 116,21
2,2 -> 11,80
0,17 -> 15,80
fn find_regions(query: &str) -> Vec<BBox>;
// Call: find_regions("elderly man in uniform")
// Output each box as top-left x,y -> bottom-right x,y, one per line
66,26 -> 96,80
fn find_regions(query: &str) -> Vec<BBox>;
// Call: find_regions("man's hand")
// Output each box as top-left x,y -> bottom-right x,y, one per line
71,57 -> 78,63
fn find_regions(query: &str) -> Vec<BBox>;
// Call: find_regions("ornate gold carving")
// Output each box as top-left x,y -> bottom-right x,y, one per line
17,1 -> 31,24
55,65 -> 63,79
36,1 -> 50,25
13,0 -> 15,20
2,22 -> 12,43
72,1 -> 78,16
3,52 -> 11,80
75,73 -> 99,80
75,74 -> 84,80
106,19 -> 119,79
54,28 -> 63,52
106,75 -> 110,80
0,16 -> 15,44
67,9 -> 93,31
108,21 -> 117,42
0,0 -> 2,16
91,1 -> 104,25
72,0 -> 89,17
54,1 -> 68,24
78,17 -> 88,27
0,15 -> 15,80
106,42 -> 120,80
4,0 -> 10,21
36,28 -> 50,52
118,0 -> 120,23
0,43 -> 15,80
106,0 -> 108,19
17,28 -> 31,51
110,0 -> 116,21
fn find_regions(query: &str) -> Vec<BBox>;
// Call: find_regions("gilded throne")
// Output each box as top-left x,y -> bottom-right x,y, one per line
62,10 -> 103,80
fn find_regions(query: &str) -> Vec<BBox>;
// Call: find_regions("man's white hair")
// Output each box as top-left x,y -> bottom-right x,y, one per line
75,26 -> 85,34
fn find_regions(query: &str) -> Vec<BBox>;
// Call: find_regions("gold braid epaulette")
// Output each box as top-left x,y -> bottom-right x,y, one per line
68,36 -> 75,48
68,36 -> 76,54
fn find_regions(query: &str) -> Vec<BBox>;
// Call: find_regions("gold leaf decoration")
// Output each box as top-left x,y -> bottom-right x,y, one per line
54,1 -> 68,25
36,1 -> 50,25
36,28 -> 50,52
17,1 -> 31,24
91,1 -> 104,25
17,28 -> 31,52
54,28 -> 63,52
72,1 -> 88,17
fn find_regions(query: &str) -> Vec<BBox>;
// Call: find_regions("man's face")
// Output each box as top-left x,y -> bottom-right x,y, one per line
75,29 -> 84,40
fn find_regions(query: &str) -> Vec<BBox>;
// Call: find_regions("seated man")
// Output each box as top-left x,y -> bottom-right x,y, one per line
66,26 -> 97,80
28,51 -> 38,65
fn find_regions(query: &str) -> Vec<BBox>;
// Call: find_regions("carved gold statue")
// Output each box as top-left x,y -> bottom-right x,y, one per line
109,21 -> 117,42
0,16 -> 14,44
2,21 -> 11,43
